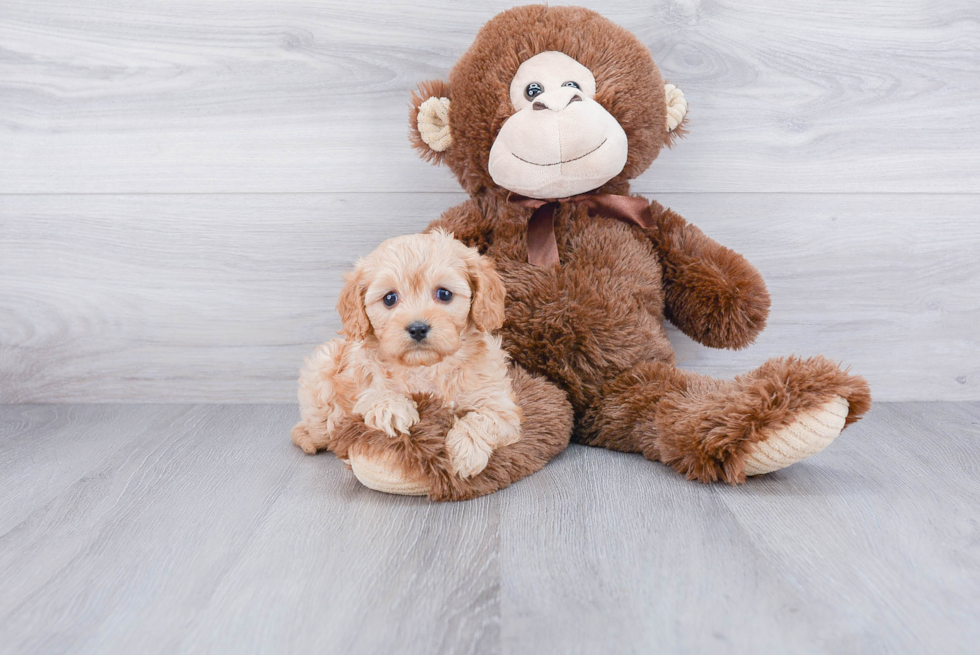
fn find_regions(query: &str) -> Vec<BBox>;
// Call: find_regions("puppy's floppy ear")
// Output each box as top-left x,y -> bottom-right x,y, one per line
409,79 -> 452,164
464,249 -> 506,332
336,266 -> 371,341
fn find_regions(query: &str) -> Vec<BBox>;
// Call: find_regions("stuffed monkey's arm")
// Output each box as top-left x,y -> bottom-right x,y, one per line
646,200 -> 770,350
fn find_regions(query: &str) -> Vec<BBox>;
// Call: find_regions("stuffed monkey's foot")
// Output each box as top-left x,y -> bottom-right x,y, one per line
348,447 -> 430,496
329,368 -> 573,501
584,356 -> 871,484
742,395 -> 848,476
653,356 -> 870,484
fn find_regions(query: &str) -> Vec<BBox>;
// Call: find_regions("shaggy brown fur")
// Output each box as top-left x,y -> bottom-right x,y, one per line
329,367 -> 573,501
646,200 -> 771,350
412,5 -> 871,485
330,4 -> 870,494
584,356 -> 871,483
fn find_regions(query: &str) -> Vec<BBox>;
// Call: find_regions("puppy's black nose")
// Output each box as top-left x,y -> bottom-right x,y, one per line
407,321 -> 430,342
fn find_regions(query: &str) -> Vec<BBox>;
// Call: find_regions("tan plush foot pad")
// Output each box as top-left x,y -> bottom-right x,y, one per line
743,395 -> 849,476
348,450 -> 430,496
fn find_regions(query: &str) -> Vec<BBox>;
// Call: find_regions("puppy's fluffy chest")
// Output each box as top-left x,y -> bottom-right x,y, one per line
399,365 -> 452,399
386,351 -> 471,407
356,333 -> 502,411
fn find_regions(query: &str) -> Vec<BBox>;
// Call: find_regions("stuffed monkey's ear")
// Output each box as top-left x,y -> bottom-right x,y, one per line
664,83 -> 689,147
465,249 -> 506,333
409,79 -> 452,164
336,266 -> 371,341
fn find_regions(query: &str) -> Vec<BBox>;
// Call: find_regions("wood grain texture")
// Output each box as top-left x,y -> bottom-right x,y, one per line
0,402 -> 977,653
1,0 -> 978,193
498,401 -> 980,654
0,405 -> 500,654
1,193 -> 977,403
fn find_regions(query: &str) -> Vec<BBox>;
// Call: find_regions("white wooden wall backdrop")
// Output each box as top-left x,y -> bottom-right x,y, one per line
1,0 -> 978,402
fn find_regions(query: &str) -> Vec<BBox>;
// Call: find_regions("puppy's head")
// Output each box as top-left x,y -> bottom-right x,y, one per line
337,230 -> 505,366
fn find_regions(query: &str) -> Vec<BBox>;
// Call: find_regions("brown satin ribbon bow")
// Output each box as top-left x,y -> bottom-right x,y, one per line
508,192 -> 654,266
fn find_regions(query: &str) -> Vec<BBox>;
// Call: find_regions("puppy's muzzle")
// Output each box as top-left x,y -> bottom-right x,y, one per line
407,321 -> 431,342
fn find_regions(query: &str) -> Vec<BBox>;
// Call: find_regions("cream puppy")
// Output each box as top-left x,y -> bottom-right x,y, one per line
291,230 -> 522,478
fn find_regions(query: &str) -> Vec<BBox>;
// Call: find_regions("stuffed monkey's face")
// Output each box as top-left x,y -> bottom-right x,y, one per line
488,51 -> 629,199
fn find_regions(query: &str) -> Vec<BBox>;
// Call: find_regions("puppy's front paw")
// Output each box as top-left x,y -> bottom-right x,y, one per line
358,393 -> 420,437
446,420 -> 495,479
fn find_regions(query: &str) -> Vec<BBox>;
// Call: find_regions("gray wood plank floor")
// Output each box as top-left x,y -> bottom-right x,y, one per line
1,402 -> 977,654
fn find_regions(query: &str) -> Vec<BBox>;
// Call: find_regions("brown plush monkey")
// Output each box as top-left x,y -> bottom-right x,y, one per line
312,4 -> 871,500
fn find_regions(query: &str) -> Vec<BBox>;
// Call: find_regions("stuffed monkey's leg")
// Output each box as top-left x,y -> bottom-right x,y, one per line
579,356 -> 871,484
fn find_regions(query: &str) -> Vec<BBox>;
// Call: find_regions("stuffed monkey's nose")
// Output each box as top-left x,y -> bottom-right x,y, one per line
407,322 -> 430,341
532,90 -> 583,111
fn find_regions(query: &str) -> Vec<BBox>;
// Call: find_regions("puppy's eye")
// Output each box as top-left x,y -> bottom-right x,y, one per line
436,288 -> 453,303
382,292 -> 398,307
524,82 -> 543,100
562,81 -> 580,89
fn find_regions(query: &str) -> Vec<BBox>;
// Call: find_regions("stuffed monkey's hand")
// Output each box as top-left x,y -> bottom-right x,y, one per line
647,201 -> 771,350
354,390 -> 420,437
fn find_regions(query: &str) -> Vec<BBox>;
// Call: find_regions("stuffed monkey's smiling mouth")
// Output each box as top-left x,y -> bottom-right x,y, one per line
511,138 -> 607,167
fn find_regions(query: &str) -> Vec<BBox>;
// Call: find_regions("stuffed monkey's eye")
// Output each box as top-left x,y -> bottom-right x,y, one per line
436,288 -> 454,303
562,81 -> 580,89
524,82 -> 544,100
382,292 -> 398,307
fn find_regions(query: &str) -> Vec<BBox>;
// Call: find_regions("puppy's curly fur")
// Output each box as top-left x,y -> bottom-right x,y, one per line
292,230 -> 522,479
